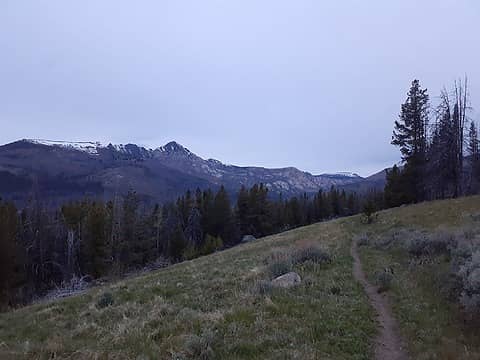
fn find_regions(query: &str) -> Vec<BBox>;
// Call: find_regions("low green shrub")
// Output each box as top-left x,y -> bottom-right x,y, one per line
183,244 -> 198,260
183,235 -> 224,260
362,200 -> 377,224
330,285 -> 341,295
200,235 -> 223,256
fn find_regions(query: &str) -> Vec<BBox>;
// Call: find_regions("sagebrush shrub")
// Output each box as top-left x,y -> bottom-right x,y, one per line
356,234 -> 370,247
292,246 -> 331,265
251,280 -> 273,296
184,330 -> 216,359
406,233 -> 452,257
375,271 -> 393,293
374,230 -> 406,249
96,292 -> 114,309
264,245 -> 331,279
451,242 -> 475,264
267,259 -> 292,278
462,227 -> 478,241
457,251 -> 480,319
263,249 -> 290,265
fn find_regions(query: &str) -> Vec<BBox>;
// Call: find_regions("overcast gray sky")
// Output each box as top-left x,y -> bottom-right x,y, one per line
1,1 -> 479,176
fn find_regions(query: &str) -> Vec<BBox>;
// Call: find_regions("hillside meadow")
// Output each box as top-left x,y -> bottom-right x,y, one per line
1,196 -> 480,359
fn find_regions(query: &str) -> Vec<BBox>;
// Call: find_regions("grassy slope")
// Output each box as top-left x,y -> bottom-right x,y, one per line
352,196 -> 480,360
0,219 -> 375,359
1,196 -> 479,359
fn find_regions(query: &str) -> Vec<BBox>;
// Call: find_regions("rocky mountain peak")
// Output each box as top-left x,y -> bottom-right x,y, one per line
157,141 -> 193,156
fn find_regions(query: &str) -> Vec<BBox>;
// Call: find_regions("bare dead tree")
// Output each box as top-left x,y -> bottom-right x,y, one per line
452,77 -> 470,196
431,78 -> 471,198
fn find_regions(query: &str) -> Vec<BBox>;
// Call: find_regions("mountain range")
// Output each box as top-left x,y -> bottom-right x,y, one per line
0,139 -> 386,205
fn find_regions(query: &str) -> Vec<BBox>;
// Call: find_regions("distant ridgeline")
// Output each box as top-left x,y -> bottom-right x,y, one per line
0,139 -> 386,206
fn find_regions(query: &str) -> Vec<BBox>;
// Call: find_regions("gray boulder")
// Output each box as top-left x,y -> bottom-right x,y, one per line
241,235 -> 256,243
271,272 -> 301,288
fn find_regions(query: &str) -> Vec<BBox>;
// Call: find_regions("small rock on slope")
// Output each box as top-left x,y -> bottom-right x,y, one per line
271,272 -> 302,288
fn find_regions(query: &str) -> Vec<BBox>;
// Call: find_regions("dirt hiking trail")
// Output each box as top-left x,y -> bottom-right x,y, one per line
351,239 -> 409,360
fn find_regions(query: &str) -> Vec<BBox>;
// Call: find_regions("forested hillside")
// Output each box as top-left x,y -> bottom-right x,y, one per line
0,183 -> 382,307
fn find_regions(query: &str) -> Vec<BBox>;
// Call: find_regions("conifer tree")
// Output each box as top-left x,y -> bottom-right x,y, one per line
428,97 -> 455,199
212,186 -> 235,244
384,165 -> 410,207
120,190 -> 139,269
286,196 -> 302,227
391,80 -> 429,202
200,189 -> 215,237
169,224 -> 187,260
346,192 -> 358,215
185,207 -> 203,247
82,202 -> 108,277
468,121 -> 480,193
329,186 -> 341,216
248,184 -> 272,237
236,185 -> 250,235
0,200 -> 19,305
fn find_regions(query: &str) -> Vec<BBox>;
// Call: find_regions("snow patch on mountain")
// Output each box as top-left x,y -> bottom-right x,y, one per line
25,139 -> 104,155
322,172 -> 361,178
25,139 -> 156,158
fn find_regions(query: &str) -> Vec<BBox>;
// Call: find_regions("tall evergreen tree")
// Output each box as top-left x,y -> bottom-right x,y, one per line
184,207 -> 203,247
200,189 -> 215,237
212,186 -> 236,245
391,79 -> 429,202
82,202 -> 108,278
169,224 -> 187,261
0,200 -> 19,305
428,95 -> 456,199
248,184 -> 272,237
384,165 -> 410,207
329,186 -> 341,216
467,121 -> 480,193
119,190 -> 139,269
236,185 -> 250,236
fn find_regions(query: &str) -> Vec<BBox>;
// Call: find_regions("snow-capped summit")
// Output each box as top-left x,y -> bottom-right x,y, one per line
25,139 -> 104,155
23,139 -> 201,159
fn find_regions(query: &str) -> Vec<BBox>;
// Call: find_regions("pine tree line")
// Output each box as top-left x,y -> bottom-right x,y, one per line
0,184 -> 379,307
